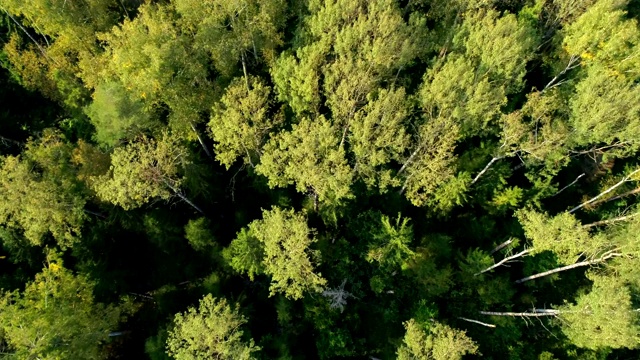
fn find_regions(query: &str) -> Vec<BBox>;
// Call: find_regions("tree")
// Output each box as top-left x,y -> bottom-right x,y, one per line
365,213 -> 415,270
0,252 -> 129,359
257,117 -> 353,207
396,319 -> 478,360
95,2 -> 214,135
208,76 -> 282,169
0,130 -> 86,248
85,81 -> 159,148
222,228 -> 265,281
173,0 -> 286,81
395,116 -> 462,208
0,0 -> 119,107
569,65 -> 640,156
93,133 -> 203,213
559,274 -> 640,349
480,274 -> 640,350
349,88 -> 410,190
166,295 -> 259,360
271,0 -> 425,118
224,207 -> 326,299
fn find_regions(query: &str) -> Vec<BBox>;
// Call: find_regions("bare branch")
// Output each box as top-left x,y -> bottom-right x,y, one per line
568,168 -> 640,214
475,249 -> 531,276
458,317 -> 496,328
514,251 -> 622,284
553,173 -> 585,197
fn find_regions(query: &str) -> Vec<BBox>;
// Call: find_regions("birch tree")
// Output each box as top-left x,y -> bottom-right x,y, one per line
397,319 -> 478,360
208,76 -> 282,169
167,295 -> 259,360
0,252 -> 130,359
93,133 -> 203,213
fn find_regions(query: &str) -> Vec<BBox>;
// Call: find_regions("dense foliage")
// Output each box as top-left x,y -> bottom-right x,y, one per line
0,0 -> 640,359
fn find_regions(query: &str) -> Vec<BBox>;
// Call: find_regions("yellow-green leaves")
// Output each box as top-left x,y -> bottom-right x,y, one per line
0,253 -> 128,359
167,295 -> 259,360
225,207 -> 326,299
209,76 -> 282,169
559,274 -> 640,349
516,209 -> 607,264
397,319 -> 478,360
93,134 -> 190,210
174,0 -> 286,77
258,116 -> 353,206
0,131 -> 85,248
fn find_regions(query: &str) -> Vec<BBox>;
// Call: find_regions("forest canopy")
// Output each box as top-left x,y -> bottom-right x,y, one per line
0,0 -> 640,359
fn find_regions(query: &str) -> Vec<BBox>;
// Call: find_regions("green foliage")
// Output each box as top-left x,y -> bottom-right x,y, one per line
174,0 -> 286,76
251,207 -> 327,299
0,131 -> 86,248
365,213 -> 415,270
516,209 -> 607,263
257,116 -> 353,206
209,76 -> 282,169
166,294 -> 260,360
93,133 -> 191,210
184,217 -> 216,253
396,319 -> 478,360
0,252 -> 129,359
85,81 -> 158,147
223,228 -> 265,281
559,274 -> 640,349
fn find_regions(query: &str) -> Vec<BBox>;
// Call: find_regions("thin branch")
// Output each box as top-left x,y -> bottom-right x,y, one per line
2,9 -> 56,65
553,173 -> 585,197
458,317 -> 496,328
588,187 -> 640,208
583,212 -> 640,228
471,156 -> 504,184
568,168 -> 640,214
490,238 -> 514,255
475,249 -> 531,276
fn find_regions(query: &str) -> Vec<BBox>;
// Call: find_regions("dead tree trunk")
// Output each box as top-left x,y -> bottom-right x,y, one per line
475,249 -> 531,276
514,251 -> 622,284
569,168 -> 640,213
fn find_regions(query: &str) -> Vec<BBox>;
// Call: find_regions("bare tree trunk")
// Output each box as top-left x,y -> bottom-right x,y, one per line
583,212 -> 639,228
458,317 -> 496,328
475,249 -> 531,276
471,156 -> 503,184
553,173 -> 585,197
490,238 -> 513,254
164,181 -> 204,214
190,123 -> 213,160
397,145 -> 423,176
514,251 -> 622,284
588,187 -> 640,208
480,309 -> 559,317
241,52 -> 250,92
569,168 -> 640,213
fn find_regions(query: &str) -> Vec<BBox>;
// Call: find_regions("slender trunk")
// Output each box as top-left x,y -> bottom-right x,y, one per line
457,317 -> 496,328
3,10 -> 55,64
83,209 -> 107,219
588,187 -> 640,208
339,122 -> 350,149
471,156 -> 503,184
164,181 -> 204,214
0,134 -> 24,146
490,238 -> 513,255
583,212 -> 639,228
553,173 -> 585,197
241,52 -> 250,92
190,123 -> 213,160
475,249 -> 531,276
480,309 -> 559,317
397,145 -> 422,176
174,191 -> 204,214
514,251 -> 622,284
569,168 -> 640,214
